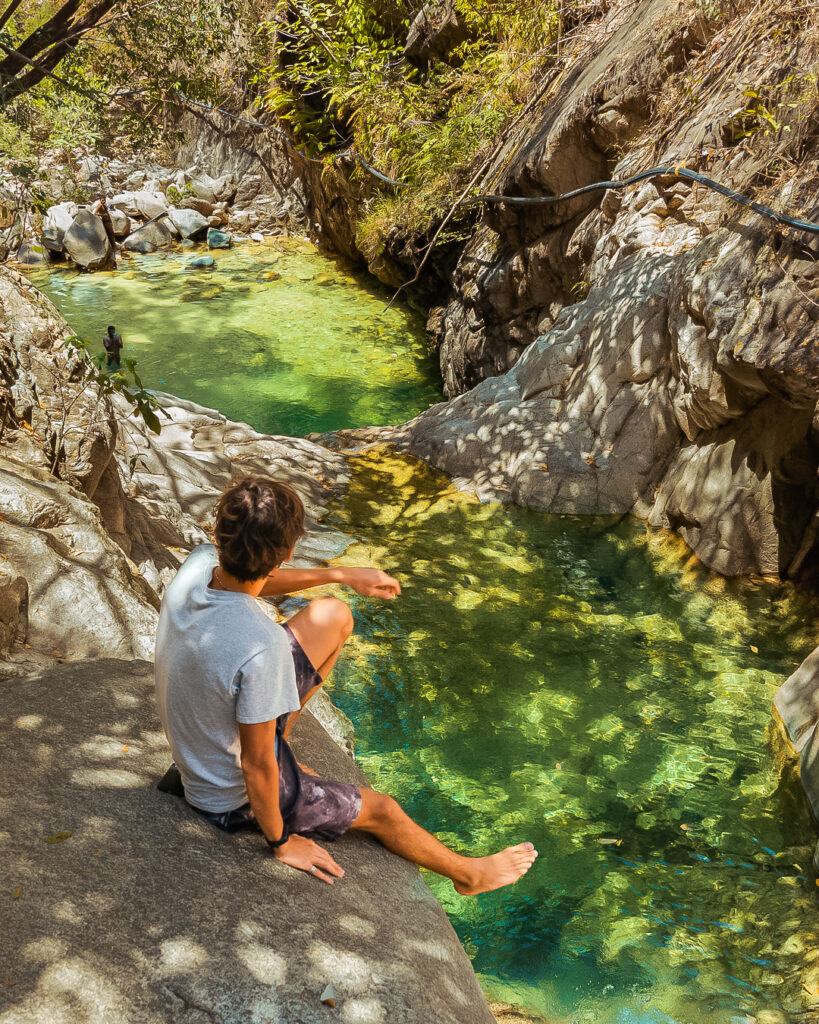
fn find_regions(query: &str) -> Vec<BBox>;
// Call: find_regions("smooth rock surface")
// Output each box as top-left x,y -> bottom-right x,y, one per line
207,227 -> 232,249
168,206 -> 209,239
14,240 -> 49,265
0,457 -> 158,661
775,647 -> 819,821
123,218 -> 174,249
0,659 -> 494,1024
63,209 -> 112,270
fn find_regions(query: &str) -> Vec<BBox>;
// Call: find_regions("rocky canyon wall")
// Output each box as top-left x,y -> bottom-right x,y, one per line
373,0 -> 819,579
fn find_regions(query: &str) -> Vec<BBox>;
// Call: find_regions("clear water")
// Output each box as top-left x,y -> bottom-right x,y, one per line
27,248 -> 819,1021
25,241 -> 441,436
325,449 -> 818,1024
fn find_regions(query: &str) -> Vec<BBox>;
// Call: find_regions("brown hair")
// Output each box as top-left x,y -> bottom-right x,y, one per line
213,477 -> 304,582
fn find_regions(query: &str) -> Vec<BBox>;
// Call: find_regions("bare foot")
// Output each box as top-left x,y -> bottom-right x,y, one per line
454,842 -> 538,896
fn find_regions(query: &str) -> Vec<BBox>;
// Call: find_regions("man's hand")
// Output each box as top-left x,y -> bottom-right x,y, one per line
273,834 -> 345,884
340,567 -> 401,599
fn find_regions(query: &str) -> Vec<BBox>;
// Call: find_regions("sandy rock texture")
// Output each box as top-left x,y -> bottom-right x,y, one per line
0,659 -> 495,1024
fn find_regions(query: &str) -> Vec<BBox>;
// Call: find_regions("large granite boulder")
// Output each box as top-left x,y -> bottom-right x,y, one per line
0,659 -> 495,1024
63,209 -> 112,270
123,218 -> 174,250
41,202 -> 77,251
168,206 -> 209,239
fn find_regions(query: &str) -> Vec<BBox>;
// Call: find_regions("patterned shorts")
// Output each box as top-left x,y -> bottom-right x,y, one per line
189,623 -> 362,842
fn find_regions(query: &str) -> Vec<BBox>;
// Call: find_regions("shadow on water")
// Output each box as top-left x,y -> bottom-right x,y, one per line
24,242 -> 442,436
326,448 -> 819,1024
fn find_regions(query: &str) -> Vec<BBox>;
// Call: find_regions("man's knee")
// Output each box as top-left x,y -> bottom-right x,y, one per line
358,790 -> 402,831
309,596 -> 354,640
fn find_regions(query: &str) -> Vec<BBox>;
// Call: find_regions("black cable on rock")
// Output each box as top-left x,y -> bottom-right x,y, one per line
476,166 -> 819,234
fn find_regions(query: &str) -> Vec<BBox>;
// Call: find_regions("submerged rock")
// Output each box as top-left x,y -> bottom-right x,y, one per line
206,227 -> 232,249
63,209 -> 112,270
188,254 -> 215,268
0,659 -> 495,1024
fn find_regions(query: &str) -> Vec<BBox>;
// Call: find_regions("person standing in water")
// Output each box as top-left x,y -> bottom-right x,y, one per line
102,325 -> 123,370
154,475 -> 538,891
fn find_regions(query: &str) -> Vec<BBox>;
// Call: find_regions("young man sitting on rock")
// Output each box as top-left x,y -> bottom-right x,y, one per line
155,475 -> 538,892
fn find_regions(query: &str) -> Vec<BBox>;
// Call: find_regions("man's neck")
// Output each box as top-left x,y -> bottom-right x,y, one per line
210,565 -> 266,598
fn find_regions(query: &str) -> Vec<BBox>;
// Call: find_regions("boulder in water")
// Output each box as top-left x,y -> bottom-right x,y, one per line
122,237 -> 156,254
188,254 -> 215,268
168,206 -> 209,239
123,218 -> 173,250
63,209 -> 112,270
207,227 -> 232,249
42,202 -> 78,251
14,240 -> 49,265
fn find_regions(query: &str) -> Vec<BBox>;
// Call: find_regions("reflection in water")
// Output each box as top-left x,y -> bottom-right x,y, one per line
25,240 -> 442,436
327,450 -> 818,1024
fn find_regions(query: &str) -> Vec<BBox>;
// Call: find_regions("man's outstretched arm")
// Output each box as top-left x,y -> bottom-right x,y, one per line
238,719 -> 345,884
260,566 -> 401,599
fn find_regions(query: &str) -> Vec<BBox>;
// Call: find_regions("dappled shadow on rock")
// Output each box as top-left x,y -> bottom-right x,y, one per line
0,659 -> 493,1024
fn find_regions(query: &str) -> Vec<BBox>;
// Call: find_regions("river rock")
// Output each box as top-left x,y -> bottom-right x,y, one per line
179,196 -> 214,217
0,659 -> 495,1024
41,201 -> 78,250
111,191 -> 168,221
63,209 -> 112,270
123,218 -> 174,249
189,175 -> 217,204
122,237 -> 156,253
168,206 -> 209,239
206,227 -> 231,249
188,254 -> 215,268
14,240 -> 49,265
774,648 -> 819,824
77,155 -> 102,182
109,208 -> 131,237
123,170 -> 147,189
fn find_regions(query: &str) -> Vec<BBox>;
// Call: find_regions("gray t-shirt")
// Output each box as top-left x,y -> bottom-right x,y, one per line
154,543 -> 300,812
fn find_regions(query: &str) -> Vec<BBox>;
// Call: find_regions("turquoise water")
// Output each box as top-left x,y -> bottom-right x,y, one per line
25,241 -> 441,436
28,248 -> 819,1021
326,451 -> 817,1024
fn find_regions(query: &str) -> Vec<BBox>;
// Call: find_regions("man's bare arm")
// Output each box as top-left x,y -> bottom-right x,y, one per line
239,719 -> 284,841
238,719 -> 345,884
260,566 -> 401,599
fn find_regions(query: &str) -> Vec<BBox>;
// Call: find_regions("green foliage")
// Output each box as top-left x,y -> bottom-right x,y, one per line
166,182 -> 198,205
258,0 -> 599,252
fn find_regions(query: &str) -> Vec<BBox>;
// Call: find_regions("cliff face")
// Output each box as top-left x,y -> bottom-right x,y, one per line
361,0 -> 819,579
178,0 -> 819,579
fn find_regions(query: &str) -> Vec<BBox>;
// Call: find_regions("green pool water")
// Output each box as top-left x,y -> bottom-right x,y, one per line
25,241 -> 441,436
323,450 -> 818,1024
28,246 -> 819,1021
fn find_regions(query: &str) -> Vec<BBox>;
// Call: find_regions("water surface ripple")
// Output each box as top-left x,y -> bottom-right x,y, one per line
26,241 -> 441,435
326,451 -> 817,1024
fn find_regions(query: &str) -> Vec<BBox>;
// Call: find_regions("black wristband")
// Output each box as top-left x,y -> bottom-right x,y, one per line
266,825 -> 289,849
